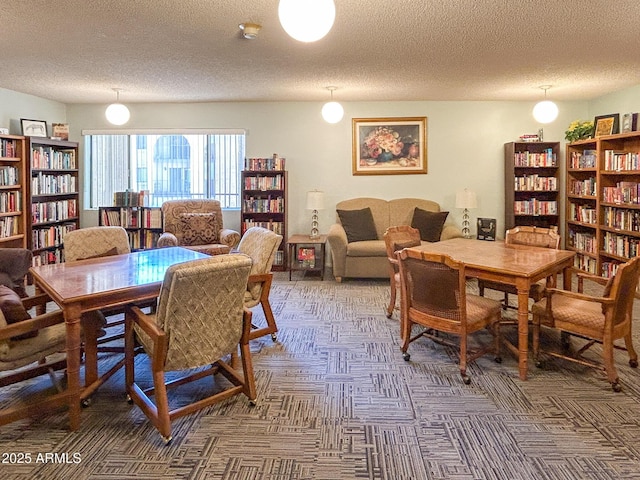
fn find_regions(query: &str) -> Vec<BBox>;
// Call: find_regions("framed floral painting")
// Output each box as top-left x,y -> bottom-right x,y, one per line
352,117 -> 427,175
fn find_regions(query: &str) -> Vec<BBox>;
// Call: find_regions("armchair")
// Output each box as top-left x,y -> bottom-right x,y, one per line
0,248 -> 32,298
156,199 -> 240,255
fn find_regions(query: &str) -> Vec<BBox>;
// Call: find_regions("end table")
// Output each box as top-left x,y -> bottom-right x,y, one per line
287,234 -> 327,281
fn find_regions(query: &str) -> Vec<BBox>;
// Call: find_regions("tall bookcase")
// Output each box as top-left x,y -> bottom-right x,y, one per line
566,131 -> 640,277
26,137 -> 79,266
504,141 -> 560,232
0,134 -> 27,248
98,206 -> 163,250
241,156 -> 287,271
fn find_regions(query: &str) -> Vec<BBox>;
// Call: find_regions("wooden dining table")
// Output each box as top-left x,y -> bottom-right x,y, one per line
407,238 -> 576,380
29,246 -> 210,431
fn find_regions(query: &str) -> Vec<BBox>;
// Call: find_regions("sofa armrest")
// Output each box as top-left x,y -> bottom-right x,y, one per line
327,223 -> 348,280
157,232 -> 179,248
441,224 -> 463,241
220,228 -> 241,248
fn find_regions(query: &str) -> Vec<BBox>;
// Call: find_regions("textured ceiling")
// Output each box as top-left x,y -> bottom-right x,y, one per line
1,1 -> 639,105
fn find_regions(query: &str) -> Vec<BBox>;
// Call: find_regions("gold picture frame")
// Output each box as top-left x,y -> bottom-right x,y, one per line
352,117 -> 427,175
593,113 -> 619,137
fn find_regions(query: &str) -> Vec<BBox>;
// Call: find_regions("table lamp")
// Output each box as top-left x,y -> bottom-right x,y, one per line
306,190 -> 325,239
455,188 -> 477,239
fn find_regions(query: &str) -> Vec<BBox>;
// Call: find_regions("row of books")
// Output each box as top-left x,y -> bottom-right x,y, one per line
244,155 -> 286,171
31,199 -> 77,224
569,204 -> 597,224
100,207 -> 162,229
603,206 -> 640,232
603,150 -> 640,171
31,248 -> 64,267
569,178 -> 596,196
243,174 -> 285,191
513,199 -> 557,215
243,197 -> 285,213
296,247 -> 316,268
241,220 -> 284,235
0,216 -> 19,238
0,191 -> 21,214
0,166 -> 19,186
569,150 -> 597,169
113,190 -> 149,207
0,138 -> 18,158
603,231 -> 639,258
31,147 -> 76,170
513,149 -> 557,167
514,175 -> 557,192
601,261 -> 621,279
568,230 -> 597,254
574,253 -> 597,274
31,223 -> 76,250
32,173 -> 77,195
602,181 -> 640,205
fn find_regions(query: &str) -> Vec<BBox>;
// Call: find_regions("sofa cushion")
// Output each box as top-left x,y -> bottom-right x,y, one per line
411,208 -> 449,242
337,207 -> 378,243
346,240 -> 387,257
176,213 -> 219,246
0,285 -> 35,340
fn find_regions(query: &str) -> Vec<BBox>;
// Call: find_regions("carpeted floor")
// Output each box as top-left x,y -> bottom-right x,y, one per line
2,271 -> 640,479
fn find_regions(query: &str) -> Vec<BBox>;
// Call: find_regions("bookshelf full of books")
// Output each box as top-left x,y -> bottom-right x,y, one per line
26,137 -> 80,266
565,130 -> 640,278
0,134 -> 27,248
98,206 -> 163,250
504,142 -> 560,231
241,154 -> 287,270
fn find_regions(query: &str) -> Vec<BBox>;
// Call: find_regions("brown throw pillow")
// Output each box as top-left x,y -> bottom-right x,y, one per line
337,208 -> 378,243
176,213 -> 219,246
411,208 -> 449,242
0,285 -> 35,340
77,246 -> 120,261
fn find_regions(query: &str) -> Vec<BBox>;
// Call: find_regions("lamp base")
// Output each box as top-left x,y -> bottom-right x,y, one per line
310,210 -> 320,239
461,208 -> 471,239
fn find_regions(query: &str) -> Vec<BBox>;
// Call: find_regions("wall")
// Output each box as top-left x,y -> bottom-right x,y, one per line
0,87 -> 67,135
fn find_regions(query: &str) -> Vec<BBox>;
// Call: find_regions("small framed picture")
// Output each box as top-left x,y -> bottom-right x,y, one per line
20,118 -> 48,137
593,114 -> 619,137
477,218 -> 496,241
51,123 -> 69,140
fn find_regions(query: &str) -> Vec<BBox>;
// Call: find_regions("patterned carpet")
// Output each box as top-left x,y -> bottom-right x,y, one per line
2,272 -> 640,479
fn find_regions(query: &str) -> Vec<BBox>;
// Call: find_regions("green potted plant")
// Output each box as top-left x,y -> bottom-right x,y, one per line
565,120 -> 594,142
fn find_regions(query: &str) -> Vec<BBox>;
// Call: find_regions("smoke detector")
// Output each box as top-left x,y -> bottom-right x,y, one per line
239,22 -> 261,40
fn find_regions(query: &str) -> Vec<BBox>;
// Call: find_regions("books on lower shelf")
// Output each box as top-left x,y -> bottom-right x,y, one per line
297,247 -> 316,268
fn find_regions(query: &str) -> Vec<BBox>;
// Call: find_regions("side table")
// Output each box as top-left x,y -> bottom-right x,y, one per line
287,234 -> 327,281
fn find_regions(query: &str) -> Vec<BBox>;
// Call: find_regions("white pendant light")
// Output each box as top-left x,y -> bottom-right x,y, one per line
321,86 -> 344,123
278,0 -> 336,43
105,88 -> 130,126
532,85 -> 558,124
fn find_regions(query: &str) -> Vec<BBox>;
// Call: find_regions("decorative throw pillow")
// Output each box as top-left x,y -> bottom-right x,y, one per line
77,246 -> 120,261
0,285 -> 35,340
411,208 -> 449,242
176,213 -> 219,246
393,238 -> 421,253
337,208 -> 378,243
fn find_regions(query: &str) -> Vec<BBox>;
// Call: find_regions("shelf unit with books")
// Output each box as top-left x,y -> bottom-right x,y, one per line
504,141 -> 561,232
0,134 -> 27,248
98,206 -> 163,250
26,137 -> 79,266
241,155 -> 287,271
565,131 -> 640,278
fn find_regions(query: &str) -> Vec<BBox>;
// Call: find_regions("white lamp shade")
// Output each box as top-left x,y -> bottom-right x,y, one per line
278,0 -> 336,43
306,190 -> 325,210
321,101 -> 344,123
105,103 -> 130,125
455,189 -> 477,209
532,100 -> 558,124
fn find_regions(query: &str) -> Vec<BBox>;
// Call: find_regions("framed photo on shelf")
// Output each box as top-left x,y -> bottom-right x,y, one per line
51,123 -> 69,140
593,114 -> 619,137
20,118 -> 48,137
352,117 -> 427,175
477,218 -> 496,241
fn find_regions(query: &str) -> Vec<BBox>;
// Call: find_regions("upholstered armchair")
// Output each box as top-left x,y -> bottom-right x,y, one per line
124,254 -> 255,444
64,225 -> 132,261
156,199 -> 240,255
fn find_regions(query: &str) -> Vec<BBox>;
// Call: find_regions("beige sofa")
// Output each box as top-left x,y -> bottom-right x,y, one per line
327,197 -> 462,281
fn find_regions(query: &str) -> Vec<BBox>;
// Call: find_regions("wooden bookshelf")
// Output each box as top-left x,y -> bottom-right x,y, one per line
98,206 -> 163,250
0,134 -> 27,248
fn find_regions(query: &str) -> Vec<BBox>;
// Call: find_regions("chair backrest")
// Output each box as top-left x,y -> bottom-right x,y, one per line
384,226 -> 421,262
156,254 -> 252,371
607,256 -> 640,327
398,249 -> 466,322
0,248 -> 32,297
237,227 -> 283,299
161,199 -> 224,245
505,225 -> 560,249
64,226 -> 131,262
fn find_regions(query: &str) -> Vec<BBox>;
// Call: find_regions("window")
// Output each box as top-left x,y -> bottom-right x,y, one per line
84,130 -> 245,209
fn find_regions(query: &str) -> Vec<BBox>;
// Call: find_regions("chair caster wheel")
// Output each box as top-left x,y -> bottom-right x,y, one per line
462,375 -> 471,385
81,398 -> 92,408
248,399 -> 257,407
385,310 -> 393,318
161,435 -> 172,445
535,360 -> 543,369
494,356 -> 502,364
126,395 -> 133,405
629,359 -> 638,368
612,382 -> 622,393
270,333 -> 277,342
402,352 -> 410,361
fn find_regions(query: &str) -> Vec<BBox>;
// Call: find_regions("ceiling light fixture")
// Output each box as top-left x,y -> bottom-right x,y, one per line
278,0 -> 336,43
239,22 -> 261,40
321,86 -> 344,124
532,85 -> 558,124
105,88 -> 130,126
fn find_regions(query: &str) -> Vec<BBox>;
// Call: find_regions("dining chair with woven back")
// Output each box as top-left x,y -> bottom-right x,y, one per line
383,226 -> 421,319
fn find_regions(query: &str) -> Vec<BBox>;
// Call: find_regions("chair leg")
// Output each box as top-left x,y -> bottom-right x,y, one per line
153,369 -> 172,443
624,331 -> 638,368
459,334 -> 470,384
532,315 -> 541,367
602,335 -> 621,392
386,279 -> 396,318
239,342 -> 257,404
260,297 -> 278,341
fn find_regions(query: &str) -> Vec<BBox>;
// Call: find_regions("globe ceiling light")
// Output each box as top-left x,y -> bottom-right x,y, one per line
321,86 -> 344,123
532,85 -> 558,124
105,88 -> 130,126
278,0 -> 336,43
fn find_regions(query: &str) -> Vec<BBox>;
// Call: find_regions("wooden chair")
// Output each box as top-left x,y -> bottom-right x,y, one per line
124,254 -> 256,444
236,226 -> 283,341
532,256 -> 640,392
478,225 -> 561,308
397,248 -> 502,384
383,226 -> 421,318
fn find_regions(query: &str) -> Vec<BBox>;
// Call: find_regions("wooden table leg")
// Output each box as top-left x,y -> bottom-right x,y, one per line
516,281 -> 530,381
64,303 -> 83,431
